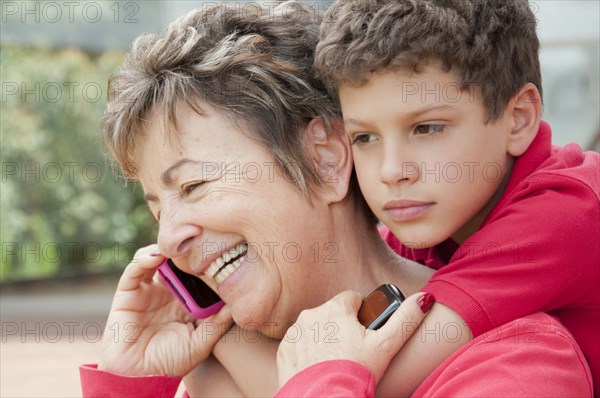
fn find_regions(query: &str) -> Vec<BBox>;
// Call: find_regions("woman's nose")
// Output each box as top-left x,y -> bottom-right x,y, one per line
156,206 -> 203,258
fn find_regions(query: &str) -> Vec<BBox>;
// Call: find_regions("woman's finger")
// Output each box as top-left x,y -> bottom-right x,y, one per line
116,245 -> 164,292
190,306 -> 234,361
331,290 -> 363,314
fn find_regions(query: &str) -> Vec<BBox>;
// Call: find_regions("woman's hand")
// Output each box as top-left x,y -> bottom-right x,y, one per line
98,244 -> 233,377
276,291 -> 433,387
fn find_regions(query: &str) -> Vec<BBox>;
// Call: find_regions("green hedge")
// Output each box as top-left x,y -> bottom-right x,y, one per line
1,45 -> 157,281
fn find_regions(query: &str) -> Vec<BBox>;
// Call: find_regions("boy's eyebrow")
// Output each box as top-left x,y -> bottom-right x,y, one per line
404,104 -> 453,119
344,105 -> 454,128
344,117 -> 371,128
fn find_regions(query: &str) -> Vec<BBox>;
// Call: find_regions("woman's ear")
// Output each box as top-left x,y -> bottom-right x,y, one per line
306,117 -> 353,204
506,83 -> 542,157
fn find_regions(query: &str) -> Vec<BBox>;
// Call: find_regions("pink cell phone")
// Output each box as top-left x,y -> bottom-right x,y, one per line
157,258 -> 224,319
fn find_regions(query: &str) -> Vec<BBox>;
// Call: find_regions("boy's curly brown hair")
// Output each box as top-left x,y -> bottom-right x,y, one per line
316,0 -> 542,120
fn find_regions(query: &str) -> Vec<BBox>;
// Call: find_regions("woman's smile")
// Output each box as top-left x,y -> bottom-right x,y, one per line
204,242 -> 248,284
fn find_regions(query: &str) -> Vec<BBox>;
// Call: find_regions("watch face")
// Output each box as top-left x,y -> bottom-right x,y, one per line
358,284 -> 405,330
357,290 -> 390,327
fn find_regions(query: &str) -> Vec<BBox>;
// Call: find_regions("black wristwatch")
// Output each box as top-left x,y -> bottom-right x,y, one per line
358,284 -> 406,330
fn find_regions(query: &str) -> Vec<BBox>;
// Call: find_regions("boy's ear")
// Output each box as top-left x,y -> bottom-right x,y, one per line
306,117 -> 353,204
506,83 -> 542,157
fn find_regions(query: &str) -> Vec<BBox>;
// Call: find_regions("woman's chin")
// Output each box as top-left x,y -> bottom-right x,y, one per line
231,303 -> 266,329
232,309 -> 288,339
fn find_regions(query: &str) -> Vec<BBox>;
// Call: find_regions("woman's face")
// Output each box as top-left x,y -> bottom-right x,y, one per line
135,104 -> 338,336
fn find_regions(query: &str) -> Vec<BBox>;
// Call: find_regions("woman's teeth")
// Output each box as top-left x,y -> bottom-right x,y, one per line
205,242 -> 248,284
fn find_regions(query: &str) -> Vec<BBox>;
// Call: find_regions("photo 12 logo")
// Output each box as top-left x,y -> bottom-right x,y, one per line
2,81 -> 103,104
1,1 -> 139,24
2,161 -> 126,185
1,321 -> 104,343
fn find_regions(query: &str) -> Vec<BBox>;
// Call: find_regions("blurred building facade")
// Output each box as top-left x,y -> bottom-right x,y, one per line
2,0 -> 598,149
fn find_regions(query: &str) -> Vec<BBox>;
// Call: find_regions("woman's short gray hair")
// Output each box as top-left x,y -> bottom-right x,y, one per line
104,1 -> 337,195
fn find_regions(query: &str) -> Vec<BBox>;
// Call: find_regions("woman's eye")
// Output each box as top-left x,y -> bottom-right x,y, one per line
181,182 -> 205,196
414,124 -> 445,135
351,133 -> 377,145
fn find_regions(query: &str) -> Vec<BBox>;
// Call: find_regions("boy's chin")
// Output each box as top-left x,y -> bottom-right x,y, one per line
388,226 -> 447,250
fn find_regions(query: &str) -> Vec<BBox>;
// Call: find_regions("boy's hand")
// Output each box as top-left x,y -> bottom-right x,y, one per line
277,291 -> 433,386
98,244 -> 233,377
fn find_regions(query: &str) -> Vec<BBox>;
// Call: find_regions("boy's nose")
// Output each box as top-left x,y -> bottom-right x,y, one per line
156,206 -> 203,259
379,148 -> 419,185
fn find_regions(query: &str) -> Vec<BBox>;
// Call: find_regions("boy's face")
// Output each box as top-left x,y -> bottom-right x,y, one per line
340,66 -> 515,248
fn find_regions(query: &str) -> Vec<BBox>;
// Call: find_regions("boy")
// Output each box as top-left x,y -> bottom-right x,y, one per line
277,0 -> 599,395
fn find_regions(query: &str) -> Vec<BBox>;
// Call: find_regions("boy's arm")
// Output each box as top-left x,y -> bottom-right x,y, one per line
376,302 -> 472,396
412,313 -> 594,397
186,295 -> 460,397
198,324 -> 280,397
182,354 -> 243,397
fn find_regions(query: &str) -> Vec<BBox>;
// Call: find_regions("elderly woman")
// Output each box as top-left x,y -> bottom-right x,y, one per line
80,2 -> 592,397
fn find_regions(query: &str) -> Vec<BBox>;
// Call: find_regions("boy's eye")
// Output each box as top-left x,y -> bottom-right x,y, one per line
414,124 -> 445,135
351,133 -> 378,145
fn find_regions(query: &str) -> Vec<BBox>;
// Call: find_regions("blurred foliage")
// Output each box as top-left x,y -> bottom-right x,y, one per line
1,45 -> 157,281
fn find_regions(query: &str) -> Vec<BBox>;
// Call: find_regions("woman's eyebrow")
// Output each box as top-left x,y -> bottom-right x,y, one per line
143,158 -> 203,203
161,158 -> 200,185
143,192 -> 158,203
